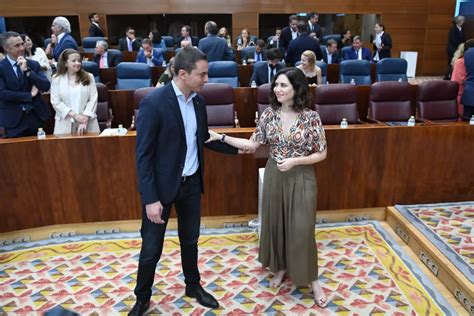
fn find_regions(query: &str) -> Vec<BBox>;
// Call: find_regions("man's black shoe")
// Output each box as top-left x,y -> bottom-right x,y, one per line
185,285 -> 219,309
128,300 -> 150,316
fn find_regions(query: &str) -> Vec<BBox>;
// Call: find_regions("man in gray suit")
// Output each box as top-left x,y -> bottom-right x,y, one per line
198,21 -> 234,62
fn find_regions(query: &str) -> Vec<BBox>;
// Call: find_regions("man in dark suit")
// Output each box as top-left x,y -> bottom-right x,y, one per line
372,23 -> 392,61
176,25 -> 199,48
135,39 -> 164,66
249,48 -> 283,86
129,47 -> 238,315
307,12 -> 322,40
462,42 -> 474,119
51,16 -> 78,61
88,13 -> 105,37
241,39 -> 266,63
0,32 -> 50,138
322,39 -> 340,64
118,27 -> 141,52
285,21 -> 323,66
280,15 -> 299,52
343,36 -> 372,61
198,21 -> 234,62
93,40 -> 121,68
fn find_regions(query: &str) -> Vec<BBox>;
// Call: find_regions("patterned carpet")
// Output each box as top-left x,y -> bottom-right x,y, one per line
0,221 -> 454,315
395,201 -> 474,283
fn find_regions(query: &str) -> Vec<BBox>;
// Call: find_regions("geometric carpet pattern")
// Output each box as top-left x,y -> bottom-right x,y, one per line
395,201 -> 474,283
0,222 -> 455,315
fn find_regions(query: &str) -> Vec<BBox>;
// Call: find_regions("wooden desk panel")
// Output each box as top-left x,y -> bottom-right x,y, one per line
1,124 -> 473,232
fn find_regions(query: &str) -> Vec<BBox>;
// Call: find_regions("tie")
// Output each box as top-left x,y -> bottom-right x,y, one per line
256,53 -> 261,62
14,62 -> 24,84
127,39 -> 133,51
269,66 -> 275,82
99,55 -> 106,68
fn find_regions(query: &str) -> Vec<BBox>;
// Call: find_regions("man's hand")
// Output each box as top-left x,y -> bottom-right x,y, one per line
144,50 -> 152,58
17,56 -> 28,71
146,201 -> 165,224
31,85 -> 39,97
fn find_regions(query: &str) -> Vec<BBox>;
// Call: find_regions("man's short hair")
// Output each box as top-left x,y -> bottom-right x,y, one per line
289,15 -> 298,23
205,21 -> 218,35
326,39 -> 337,47
266,48 -> 280,61
256,39 -> 265,48
309,12 -> 319,19
297,21 -> 308,33
174,47 -> 207,74
96,40 -> 108,50
353,35 -> 361,42
1,31 -> 20,50
182,25 -> 192,33
88,13 -> 97,21
125,27 -> 134,33
53,16 -> 72,33
141,38 -> 152,46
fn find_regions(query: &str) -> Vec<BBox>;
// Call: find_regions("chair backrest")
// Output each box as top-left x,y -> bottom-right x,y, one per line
257,83 -> 272,117
339,60 -> 372,85
108,49 -> 123,65
208,61 -> 239,88
314,84 -> 358,124
340,46 -> 352,60
322,34 -> 341,45
200,83 -> 235,127
82,61 -> 100,82
241,46 -> 254,63
96,82 -> 111,131
82,37 -> 106,53
0,127 -> 5,139
116,62 -> 152,90
376,58 -> 408,82
369,81 -> 414,122
44,38 -> 51,48
132,87 -> 157,128
161,36 -> 174,49
417,80 -> 459,121
316,60 -> 327,84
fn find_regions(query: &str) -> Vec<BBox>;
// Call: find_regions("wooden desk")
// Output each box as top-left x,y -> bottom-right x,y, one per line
1,123 -> 473,232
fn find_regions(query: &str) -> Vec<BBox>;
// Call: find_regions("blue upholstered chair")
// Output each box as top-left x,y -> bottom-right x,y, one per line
208,61 -> 239,87
316,60 -> 328,84
82,37 -> 106,53
340,46 -> 352,60
339,60 -> 372,85
82,61 -> 100,82
200,83 -> 235,128
44,38 -> 51,49
322,34 -> 341,45
161,36 -> 175,50
376,58 -> 408,82
116,62 -> 152,90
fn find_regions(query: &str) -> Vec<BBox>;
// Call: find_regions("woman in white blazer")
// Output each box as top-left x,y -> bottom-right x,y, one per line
51,49 -> 100,135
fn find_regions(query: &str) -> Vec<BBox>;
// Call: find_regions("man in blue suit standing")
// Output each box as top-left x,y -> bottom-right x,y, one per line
136,39 -> 164,66
343,36 -> 372,62
0,32 -> 50,137
462,41 -> 474,119
285,21 -> 323,66
198,21 -> 234,62
129,47 -> 239,315
51,16 -> 78,61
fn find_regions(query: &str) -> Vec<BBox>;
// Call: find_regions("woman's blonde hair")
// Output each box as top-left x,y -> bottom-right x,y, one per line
451,43 -> 465,66
301,50 -> 316,68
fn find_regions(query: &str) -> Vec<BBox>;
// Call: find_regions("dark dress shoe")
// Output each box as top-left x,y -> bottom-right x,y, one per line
185,285 -> 219,309
128,300 -> 150,316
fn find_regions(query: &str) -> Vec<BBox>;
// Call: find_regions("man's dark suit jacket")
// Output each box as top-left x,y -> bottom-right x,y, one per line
462,48 -> 474,107
343,47 -> 372,62
373,32 -> 392,60
118,37 -> 141,52
279,26 -> 295,51
322,48 -> 340,64
93,50 -> 122,68
0,58 -> 50,128
249,62 -> 283,86
198,35 -> 235,62
285,34 -> 323,66
53,33 -> 78,61
307,22 -> 322,39
135,83 -> 237,205
89,23 -> 105,37
241,47 -> 267,63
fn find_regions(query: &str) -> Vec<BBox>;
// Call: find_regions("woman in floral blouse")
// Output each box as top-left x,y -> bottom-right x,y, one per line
207,67 -> 328,307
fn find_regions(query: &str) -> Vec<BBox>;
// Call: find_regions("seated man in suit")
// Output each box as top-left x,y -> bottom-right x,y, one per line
285,21 -> 323,66
0,32 -> 51,138
176,25 -> 199,48
118,27 -> 141,52
198,21 -> 235,62
136,39 -> 164,66
343,35 -> 372,62
322,39 -> 340,64
51,16 -> 78,61
94,40 -> 121,68
241,40 -> 266,63
249,48 -> 283,86
88,13 -> 105,37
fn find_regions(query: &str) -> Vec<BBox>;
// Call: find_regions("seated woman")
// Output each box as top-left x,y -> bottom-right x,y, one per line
218,27 -> 232,47
50,49 -> 100,135
237,29 -> 255,50
21,34 -> 52,81
156,57 -> 175,86
296,50 -> 322,85
339,29 -> 352,49
149,31 -> 166,49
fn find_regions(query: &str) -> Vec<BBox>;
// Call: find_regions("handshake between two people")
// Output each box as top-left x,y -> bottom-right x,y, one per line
206,129 -> 256,154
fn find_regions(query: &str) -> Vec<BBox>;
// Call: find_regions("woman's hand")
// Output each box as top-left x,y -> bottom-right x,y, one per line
206,130 -> 222,143
277,158 -> 296,172
77,123 -> 88,135
74,114 -> 89,124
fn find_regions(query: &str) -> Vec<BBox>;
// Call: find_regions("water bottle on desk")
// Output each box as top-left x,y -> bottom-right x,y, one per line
117,124 -> 127,136
251,80 -> 257,88
398,77 -> 403,82
37,128 -> 46,140
242,59 -> 247,66
162,60 -> 167,67
340,118 -> 348,129
407,116 -> 416,127
470,115 -> 474,125
350,78 -> 356,85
